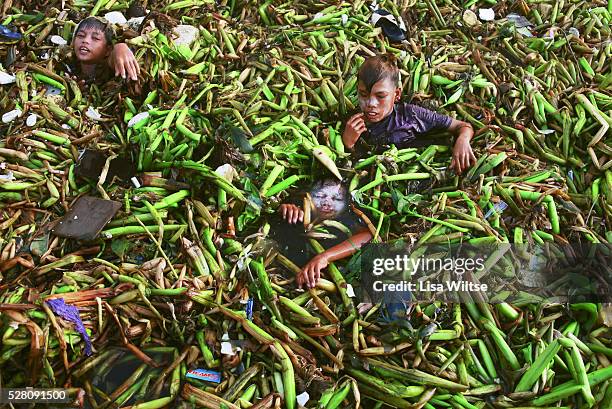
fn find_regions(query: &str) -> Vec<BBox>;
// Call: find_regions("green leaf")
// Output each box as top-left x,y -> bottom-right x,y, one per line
111,238 -> 130,259
230,125 -> 254,153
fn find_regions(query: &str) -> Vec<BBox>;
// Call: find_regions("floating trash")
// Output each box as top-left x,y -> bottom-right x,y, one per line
478,8 -> 495,21
50,35 -> 67,45
0,70 -> 16,84
2,108 -> 21,123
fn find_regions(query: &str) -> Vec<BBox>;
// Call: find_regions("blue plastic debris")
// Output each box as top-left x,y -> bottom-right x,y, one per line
186,368 -> 222,383
0,25 -> 22,44
245,297 -> 253,320
485,200 -> 508,219
45,85 -> 63,96
378,290 -> 412,324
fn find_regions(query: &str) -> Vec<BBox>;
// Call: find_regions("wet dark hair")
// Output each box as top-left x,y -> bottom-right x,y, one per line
358,53 -> 400,92
74,16 -> 114,46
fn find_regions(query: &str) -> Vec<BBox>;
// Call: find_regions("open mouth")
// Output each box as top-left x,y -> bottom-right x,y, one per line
365,111 -> 378,120
78,47 -> 90,55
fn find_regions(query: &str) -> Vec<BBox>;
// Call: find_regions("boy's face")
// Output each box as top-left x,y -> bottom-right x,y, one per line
73,26 -> 111,64
358,78 -> 401,123
312,183 -> 346,218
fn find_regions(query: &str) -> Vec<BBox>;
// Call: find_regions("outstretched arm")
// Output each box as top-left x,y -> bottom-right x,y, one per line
448,118 -> 476,174
298,228 -> 373,289
108,43 -> 140,81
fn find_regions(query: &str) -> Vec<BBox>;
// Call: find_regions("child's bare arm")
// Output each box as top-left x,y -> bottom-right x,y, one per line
108,43 -> 140,81
448,118 -> 476,174
279,203 -> 303,224
342,113 -> 367,149
298,228 -> 373,288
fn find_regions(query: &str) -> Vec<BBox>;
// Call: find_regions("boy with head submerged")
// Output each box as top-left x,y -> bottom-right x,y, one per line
72,16 -> 140,83
343,53 -> 476,174
274,179 -> 373,289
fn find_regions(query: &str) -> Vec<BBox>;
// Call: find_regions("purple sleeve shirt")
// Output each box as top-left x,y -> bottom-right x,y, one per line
365,103 -> 453,149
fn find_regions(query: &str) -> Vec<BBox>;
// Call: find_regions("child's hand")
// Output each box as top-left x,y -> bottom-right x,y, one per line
111,43 -> 140,81
71,75 -> 86,89
279,204 -> 303,224
342,113 -> 367,149
298,254 -> 329,289
450,135 -> 477,174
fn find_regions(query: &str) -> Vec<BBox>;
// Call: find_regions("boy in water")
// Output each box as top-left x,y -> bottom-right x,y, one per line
343,54 -> 476,174
274,179 -> 373,289
71,16 -> 140,83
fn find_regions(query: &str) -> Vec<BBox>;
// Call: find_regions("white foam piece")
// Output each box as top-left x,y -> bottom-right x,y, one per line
2,109 -> 22,123
297,392 -> 309,406
479,8 -> 495,21
172,25 -> 199,47
85,106 -> 102,121
26,113 -> 37,127
104,11 -> 127,25
214,163 -> 237,182
50,35 -> 68,45
127,111 -> 149,128
0,71 -> 16,85
221,341 -> 235,355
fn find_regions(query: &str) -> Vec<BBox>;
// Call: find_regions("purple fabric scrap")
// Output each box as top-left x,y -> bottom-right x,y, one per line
45,298 -> 93,356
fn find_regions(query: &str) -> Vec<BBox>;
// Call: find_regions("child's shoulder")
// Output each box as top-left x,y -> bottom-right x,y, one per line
393,102 -> 428,118
399,102 -> 451,121
398,102 -> 437,114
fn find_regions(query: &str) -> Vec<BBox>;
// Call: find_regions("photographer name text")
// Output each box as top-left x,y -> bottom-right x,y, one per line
372,280 -> 488,292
